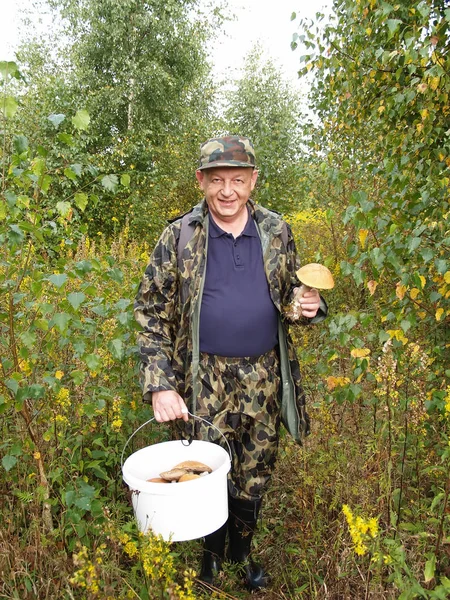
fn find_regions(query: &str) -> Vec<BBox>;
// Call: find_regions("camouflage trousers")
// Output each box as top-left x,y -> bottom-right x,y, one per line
178,348 -> 281,502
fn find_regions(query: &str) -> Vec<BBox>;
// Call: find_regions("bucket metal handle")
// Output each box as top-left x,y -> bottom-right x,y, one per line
121,411 -> 232,468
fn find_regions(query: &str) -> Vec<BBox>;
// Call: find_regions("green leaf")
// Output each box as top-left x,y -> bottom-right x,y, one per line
8,224 -> 24,245
101,174 -> 119,193
75,496 -> 92,511
48,274 -> 68,288
28,384 -> 46,399
435,259 -> 447,274
13,135 -> 29,154
109,338 -> 124,360
0,61 -> 20,79
2,96 -> 18,118
120,173 -> 130,187
407,237 -> 421,252
2,455 -> 17,472
48,113 -> 66,128
20,331 -> 37,348
6,379 -> 19,396
51,313 -> 71,332
387,19 -> 402,36
64,167 -> 77,182
71,109 -> 90,131
57,133 -> 74,145
424,554 -> 436,583
85,354 -> 102,372
430,492 -> 444,512
40,175 -> 52,193
56,201 -> 72,217
71,163 -> 83,176
70,370 -> 86,385
74,192 -> 88,212
67,292 -> 86,310
64,489 -> 75,507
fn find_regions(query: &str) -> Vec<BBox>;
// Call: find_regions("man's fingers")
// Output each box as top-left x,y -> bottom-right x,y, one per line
152,390 -> 189,422
179,400 -> 189,422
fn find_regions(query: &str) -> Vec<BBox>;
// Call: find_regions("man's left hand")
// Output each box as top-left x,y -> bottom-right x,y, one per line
297,288 -> 320,319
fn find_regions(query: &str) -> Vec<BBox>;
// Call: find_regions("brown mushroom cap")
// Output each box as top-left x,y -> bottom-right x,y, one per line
178,473 -> 201,482
159,468 -> 188,481
296,263 -> 335,290
147,477 -> 170,484
172,460 -> 212,474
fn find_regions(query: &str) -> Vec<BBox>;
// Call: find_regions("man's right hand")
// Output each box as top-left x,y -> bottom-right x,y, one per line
152,390 -> 189,422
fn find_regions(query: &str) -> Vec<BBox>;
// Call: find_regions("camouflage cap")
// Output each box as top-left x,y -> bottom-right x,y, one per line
198,136 -> 256,170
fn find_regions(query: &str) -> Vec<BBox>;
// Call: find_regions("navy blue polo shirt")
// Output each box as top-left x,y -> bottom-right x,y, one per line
199,210 -> 278,357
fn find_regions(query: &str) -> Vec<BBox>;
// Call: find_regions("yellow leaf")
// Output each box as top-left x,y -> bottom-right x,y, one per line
326,376 -> 338,391
358,229 -> 369,248
351,348 -> 371,358
366,27 -> 372,36
396,283 -> 407,300
367,280 -> 378,296
444,271 -> 450,284
387,329 -> 408,344
327,376 -> 350,391
419,275 -> 426,289
410,288 -> 420,300
436,308 -> 444,321
328,353 -> 339,362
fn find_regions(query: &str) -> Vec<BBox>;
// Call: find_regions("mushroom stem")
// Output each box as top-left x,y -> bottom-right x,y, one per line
296,283 -> 312,300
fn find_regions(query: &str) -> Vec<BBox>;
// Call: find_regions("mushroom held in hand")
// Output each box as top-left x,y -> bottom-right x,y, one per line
296,263 -> 335,297
286,263 -> 334,320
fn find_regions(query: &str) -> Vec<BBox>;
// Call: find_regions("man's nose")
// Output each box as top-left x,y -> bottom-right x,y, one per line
221,181 -> 233,197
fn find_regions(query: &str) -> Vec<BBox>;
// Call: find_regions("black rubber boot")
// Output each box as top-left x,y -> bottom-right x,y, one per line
199,521 -> 228,585
227,496 -> 269,590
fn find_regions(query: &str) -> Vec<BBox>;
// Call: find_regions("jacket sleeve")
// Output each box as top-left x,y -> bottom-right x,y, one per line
284,222 -> 328,324
134,224 -> 180,401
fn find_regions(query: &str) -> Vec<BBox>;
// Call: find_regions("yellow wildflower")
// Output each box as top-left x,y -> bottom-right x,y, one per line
342,504 -> 379,556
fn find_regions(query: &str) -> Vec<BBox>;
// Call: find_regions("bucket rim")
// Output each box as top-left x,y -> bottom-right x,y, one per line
122,439 -> 231,496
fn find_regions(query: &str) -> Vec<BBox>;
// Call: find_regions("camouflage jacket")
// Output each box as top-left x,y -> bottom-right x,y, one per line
134,199 -> 326,444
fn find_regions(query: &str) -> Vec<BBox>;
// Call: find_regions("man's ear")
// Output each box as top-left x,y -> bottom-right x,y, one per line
195,169 -> 206,188
250,169 -> 258,190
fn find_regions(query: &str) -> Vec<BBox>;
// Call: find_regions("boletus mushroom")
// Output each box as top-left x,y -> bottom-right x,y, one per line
286,263 -> 334,319
296,263 -> 335,297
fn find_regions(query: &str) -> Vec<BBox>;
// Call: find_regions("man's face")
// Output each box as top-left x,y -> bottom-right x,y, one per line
196,167 -> 258,225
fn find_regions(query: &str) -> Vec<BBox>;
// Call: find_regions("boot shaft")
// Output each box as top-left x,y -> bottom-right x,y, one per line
227,496 -> 262,562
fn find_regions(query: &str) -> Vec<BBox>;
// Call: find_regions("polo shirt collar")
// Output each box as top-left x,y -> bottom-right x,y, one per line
208,205 -> 258,238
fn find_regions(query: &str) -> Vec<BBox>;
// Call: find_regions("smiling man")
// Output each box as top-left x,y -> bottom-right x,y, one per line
134,135 -> 327,590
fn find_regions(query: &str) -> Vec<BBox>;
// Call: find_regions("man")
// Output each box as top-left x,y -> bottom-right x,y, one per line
134,136 -> 327,589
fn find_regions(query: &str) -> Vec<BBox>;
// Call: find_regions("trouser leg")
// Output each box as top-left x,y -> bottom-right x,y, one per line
190,349 -> 281,588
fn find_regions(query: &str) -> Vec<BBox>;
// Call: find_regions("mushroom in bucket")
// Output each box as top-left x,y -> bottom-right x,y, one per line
286,263 -> 334,319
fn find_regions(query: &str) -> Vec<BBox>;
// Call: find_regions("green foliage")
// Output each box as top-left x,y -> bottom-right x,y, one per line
287,0 -> 450,595
223,45 -> 308,215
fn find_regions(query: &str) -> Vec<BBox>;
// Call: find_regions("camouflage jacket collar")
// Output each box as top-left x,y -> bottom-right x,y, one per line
187,199 -> 285,239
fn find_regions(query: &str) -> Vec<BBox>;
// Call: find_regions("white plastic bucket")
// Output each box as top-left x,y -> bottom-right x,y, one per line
122,415 -> 231,542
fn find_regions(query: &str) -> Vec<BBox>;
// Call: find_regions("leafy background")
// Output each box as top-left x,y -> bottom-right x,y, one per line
1,0 -> 449,598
